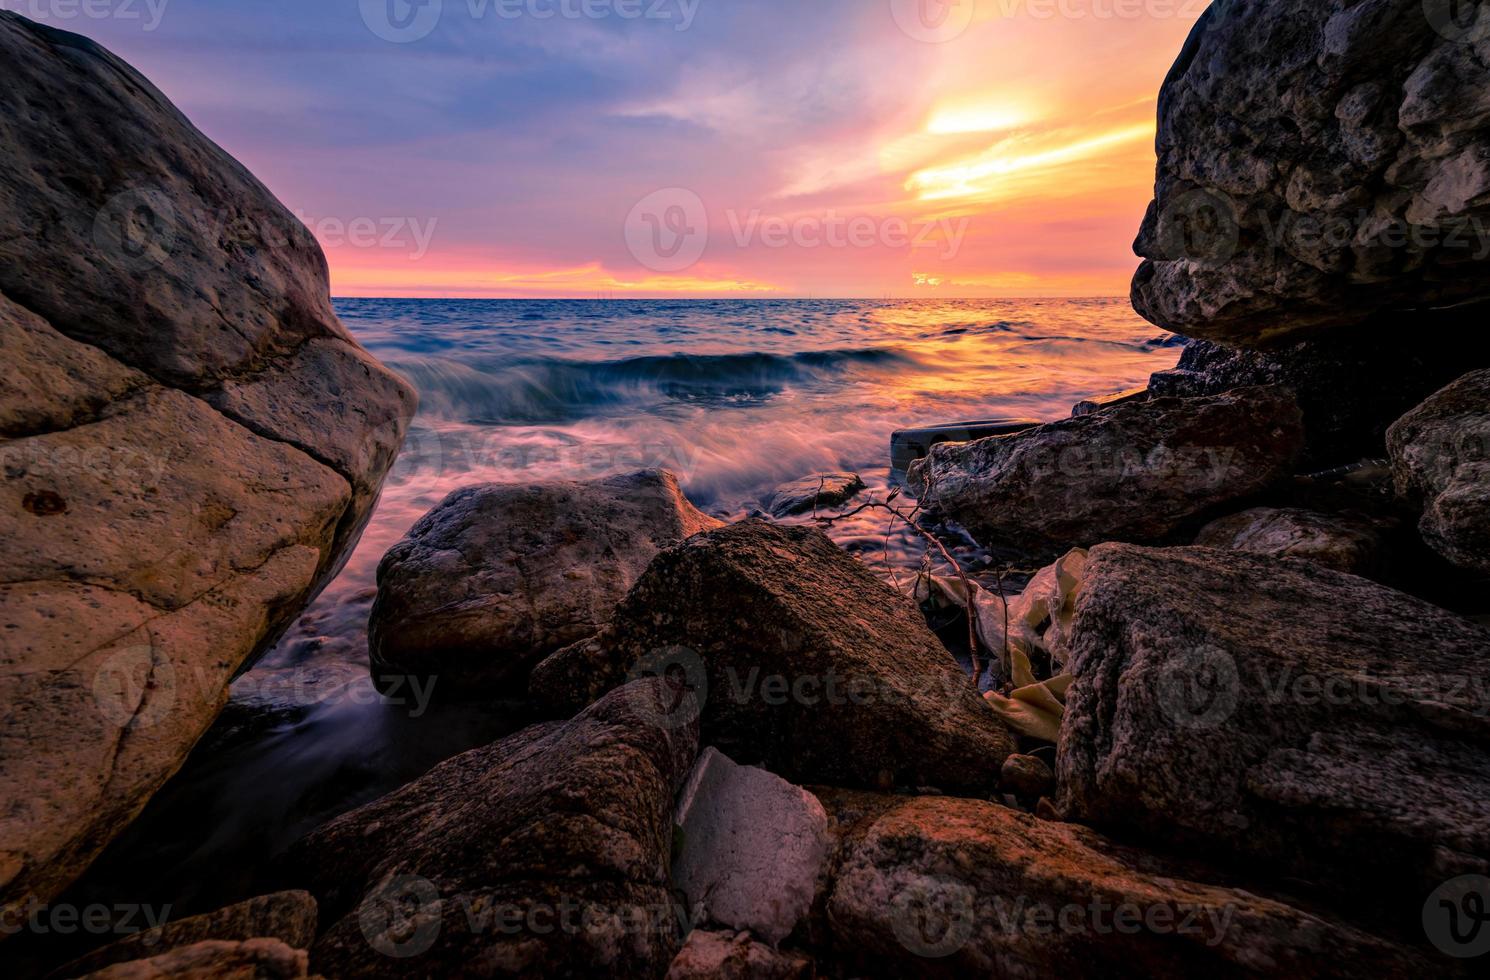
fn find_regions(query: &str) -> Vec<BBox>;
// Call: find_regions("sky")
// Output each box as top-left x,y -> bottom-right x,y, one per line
18,0 -> 1207,298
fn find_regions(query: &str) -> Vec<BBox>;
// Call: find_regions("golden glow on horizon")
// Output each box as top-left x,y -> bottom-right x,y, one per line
330,260 -> 780,298
925,100 -> 1035,135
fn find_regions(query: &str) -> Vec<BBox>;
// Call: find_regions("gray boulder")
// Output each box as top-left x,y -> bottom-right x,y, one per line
906,387 -> 1305,559
0,14 -> 413,916
1132,1 -> 1490,345
368,470 -> 721,698
1058,544 -> 1490,910
1194,507 -> 1391,576
289,679 -> 698,977
530,521 -> 1015,792
766,472 -> 865,517
1387,369 -> 1490,575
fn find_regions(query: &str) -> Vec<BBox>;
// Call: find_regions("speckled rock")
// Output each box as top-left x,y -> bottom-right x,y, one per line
1387,369 -> 1490,575
766,472 -> 865,517
1194,507 -> 1390,576
1132,1 -> 1490,344
368,470 -> 720,698
823,793 -> 1433,979
0,13 -> 413,920
905,387 -> 1305,559
289,679 -> 698,977
1058,544 -> 1490,909
530,521 -> 1015,792
664,930 -> 813,980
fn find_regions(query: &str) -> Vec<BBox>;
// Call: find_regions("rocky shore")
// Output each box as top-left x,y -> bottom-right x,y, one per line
4,3 -> 1490,978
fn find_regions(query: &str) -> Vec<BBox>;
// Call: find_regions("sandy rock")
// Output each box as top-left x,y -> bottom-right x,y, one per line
1387,369 -> 1490,575
288,679 -> 698,977
1132,2 -> 1490,344
1150,323 -> 1490,468
664,930 -> 812,980
823,794 -> 1435,979
1194,507 -> 1390,576
672,748 -> 830,944
53,892 -> 317,979
369,470 -> 720,697
766,472 -> 865,517
1058,544 -> 1490,910
531,521 -> 1015,792
71,938 -> 308,979
0,13 -> 412,916
906,387 -> 1305,559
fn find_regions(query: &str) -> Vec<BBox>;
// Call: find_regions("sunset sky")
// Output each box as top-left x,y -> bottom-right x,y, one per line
55,0 -> 1205,298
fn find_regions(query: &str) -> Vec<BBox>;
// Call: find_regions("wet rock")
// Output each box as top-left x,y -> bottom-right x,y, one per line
1058,544 -> 1490,910
1194,507 -> 1391,576
672,748 -> 830,944
1387,369 -> 1490,575
289,678 -> 698,977
1149,322 -> 1490,468
1071,387 -> 1149,417
823,793 -> 1432,979
531,521 -> 1015,792
664,930 -> 813,980
999,754 -> 1055,802
1132,2 -> 1490,345
53,891 -> 317,979
889,419 -> 1040,473
0,13 -> 413,914
766,472 -> 865,517
369,470 -> 721,698
906,387 -> 1305,560
71,939 -> 309,979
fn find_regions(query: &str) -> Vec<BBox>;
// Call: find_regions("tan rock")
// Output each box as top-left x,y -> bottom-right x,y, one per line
71,938 -> 308,979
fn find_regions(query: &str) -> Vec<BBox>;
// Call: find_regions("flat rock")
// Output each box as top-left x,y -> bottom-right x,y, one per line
1132,2 -> 1490,344
1058,544 -> 1490,910
71,939 -> 308,979
906,387 -> 1305,560
889,419 -> 1040,473
672,748 -> 830,944
288,678 -> 698,977
766,472 -> 865,517
664,930 -> 812,980
1071,386 -> 1150,418
368,470 -> 721,698
52,891 -> 316,979
823,793 -> 1436,978
530,521 -> 1015,792
1194,507 -> 1390,576
1388,369 -> 1490,575
0,13 -> 412,915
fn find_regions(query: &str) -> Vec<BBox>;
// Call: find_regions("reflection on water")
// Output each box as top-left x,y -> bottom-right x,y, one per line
48,298 -> 1181,943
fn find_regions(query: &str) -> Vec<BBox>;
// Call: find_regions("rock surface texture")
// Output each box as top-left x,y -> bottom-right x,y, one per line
1194,507 -> 1390,576
0,14 -> 413,917
1058,545 -> 1490,909
906,387 -> 1305,559
531,521 -> 1015,792
766,472 -> 865,517
1387,369 -> 1490,575
71,939 -> 309,980
822,793 -> 1433,979
368,470 -> 720,697
1132,1 -> 1490,345
290,679 -> 698,977
1150,321 -> 1490,467
664,930 -> 813,980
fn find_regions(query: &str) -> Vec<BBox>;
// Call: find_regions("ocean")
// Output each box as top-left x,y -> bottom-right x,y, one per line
47,297 -> 1184,926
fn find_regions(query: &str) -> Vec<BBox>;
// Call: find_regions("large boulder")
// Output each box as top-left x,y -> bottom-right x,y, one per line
0,15 -> 413,918
1150,321 -> 1490,468
287,678 -> 698,977
905,387 -> 1305,559
530,521 -> 1016,792
822,793 -> 1434,979
1057,545 -> 1490,911
1387,369 -> 1490,575
1194,507 -> 1391,577
1132,1 -> 1490,345
368,470 -> 720,698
